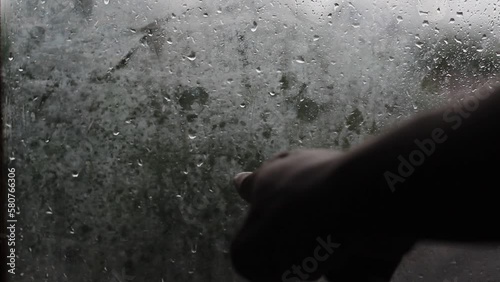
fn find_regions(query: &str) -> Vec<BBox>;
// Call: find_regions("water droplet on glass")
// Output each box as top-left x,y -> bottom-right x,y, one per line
191,243 -> 198,253
188,134 -> 197,140
72,172 -> 79,178
313,35 -> 320,41
295,56 -> 305,63
203,13 -> 208,17
388,56 -> 394,61
456,12 -> 463,17
69,227 -> 75,234
251,21 -> 258,32
137,159 -> 143,167
352,22 -> 360,28
415,42 -> 424,49
166,38 -> 173,44
8,54 -> 13,61
449,18 -> 455,24
454,37 -> 462,44
269,91 -> 276,97
175,194 -> 182,198
113,131 -> 120,136
496,52 -> 500,57
104,0 -> 109,4
396,16 -> 403,23
476,47 -> 484,53
256,67 -> 262,73
197,162 -> 204,167
239,103 -> 246,108
164,96 -> 171,102
18,68 -> 24,72
419,10 -> 429,16
422,20 -> 429,27
182,170 -> 188,175
46,207 -> 53,215
186,52 -> 196,61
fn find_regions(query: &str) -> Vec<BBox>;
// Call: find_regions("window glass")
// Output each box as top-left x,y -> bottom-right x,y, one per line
2,0 -> 499,281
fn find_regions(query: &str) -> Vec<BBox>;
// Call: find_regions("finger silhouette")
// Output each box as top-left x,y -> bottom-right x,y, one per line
233,172 -> 254,203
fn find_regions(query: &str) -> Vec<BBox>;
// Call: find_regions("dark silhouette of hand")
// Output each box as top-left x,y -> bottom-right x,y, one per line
231,82 -> 500,282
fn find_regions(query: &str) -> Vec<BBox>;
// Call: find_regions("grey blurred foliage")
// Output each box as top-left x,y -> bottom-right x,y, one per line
2,0 -> 500,281
74,0 -> 93,18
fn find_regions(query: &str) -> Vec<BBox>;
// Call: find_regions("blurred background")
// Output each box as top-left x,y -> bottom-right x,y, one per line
2,0 -> 500,281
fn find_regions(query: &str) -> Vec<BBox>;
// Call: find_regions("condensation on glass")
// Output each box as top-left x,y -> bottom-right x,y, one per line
2,0 -> 499,281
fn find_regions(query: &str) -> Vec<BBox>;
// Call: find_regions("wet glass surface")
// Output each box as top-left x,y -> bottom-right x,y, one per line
2,0 -> 500,281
